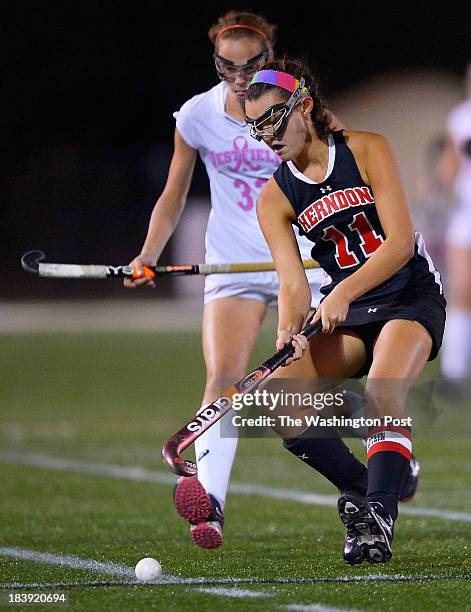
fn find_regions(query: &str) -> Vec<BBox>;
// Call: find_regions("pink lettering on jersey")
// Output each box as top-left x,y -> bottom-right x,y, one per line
209,135 -> 281,174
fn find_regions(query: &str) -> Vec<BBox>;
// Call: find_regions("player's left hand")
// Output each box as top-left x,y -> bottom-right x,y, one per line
312,286 -> 350,334
276,330 -> 309,366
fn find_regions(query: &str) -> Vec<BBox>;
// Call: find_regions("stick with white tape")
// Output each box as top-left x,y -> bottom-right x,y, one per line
21,250 -> 320,280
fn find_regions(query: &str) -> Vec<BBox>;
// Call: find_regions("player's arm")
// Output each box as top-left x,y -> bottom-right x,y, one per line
125,129 -> 197,287
333,132 -> 415,304
257,177 -> 312,353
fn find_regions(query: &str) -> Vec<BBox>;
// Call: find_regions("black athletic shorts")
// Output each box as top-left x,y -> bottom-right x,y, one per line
324,283 -> 446,378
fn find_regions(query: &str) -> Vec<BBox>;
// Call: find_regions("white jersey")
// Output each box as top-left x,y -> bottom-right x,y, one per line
447,98 -> 471,201
174,81 -> 318,265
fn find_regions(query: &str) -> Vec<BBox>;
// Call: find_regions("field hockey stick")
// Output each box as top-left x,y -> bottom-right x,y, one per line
162,319 -> 323,477
21,250 -> 320,279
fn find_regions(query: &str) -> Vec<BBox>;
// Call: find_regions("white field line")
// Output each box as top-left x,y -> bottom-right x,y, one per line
0,573 -> 469,591
197,587 -> 273,599
0,300 -> 205,334
1,451 -> 471,523
0,547 -> 188,587
284,606 -> 362,612
0,548 -> 135,578
197,588 -> 359,611
197,586 -> 361,612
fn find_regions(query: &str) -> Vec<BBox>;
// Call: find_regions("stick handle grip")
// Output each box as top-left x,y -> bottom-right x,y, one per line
263,319 -> 322,372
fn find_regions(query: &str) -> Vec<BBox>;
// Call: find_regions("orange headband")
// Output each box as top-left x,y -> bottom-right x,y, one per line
215,24 -> 268,41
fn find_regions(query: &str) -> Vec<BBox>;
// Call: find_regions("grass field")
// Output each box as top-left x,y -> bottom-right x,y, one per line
1,324 -> 470,611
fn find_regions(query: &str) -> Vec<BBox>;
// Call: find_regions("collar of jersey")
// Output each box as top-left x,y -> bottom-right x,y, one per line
219,81 -> 246,128
287,133 -> 335,184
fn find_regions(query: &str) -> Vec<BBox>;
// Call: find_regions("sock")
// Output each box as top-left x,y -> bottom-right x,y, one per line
441,308 -> 471,380
194,405 -> 238,510
283,425 -> 368,495
366,425 -> 412,520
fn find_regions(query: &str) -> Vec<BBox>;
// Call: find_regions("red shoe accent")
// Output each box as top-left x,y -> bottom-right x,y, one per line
174,477 -> 212,524
191,522 -> 224,549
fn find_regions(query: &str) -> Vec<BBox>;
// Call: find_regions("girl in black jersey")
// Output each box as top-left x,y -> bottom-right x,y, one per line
245,59 -> 446,565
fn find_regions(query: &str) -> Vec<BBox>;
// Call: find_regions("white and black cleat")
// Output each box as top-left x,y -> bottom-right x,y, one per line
338,492 -> 394,564
173,476 -> 224,549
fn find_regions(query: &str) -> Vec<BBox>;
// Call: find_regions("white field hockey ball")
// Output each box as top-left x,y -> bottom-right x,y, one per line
135,557 -> 162,581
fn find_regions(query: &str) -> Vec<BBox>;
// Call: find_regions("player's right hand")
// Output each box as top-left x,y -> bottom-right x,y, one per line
123,255 -> 156,289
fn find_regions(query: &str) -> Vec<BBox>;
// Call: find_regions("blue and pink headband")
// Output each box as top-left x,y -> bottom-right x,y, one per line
249,69 -> 305,93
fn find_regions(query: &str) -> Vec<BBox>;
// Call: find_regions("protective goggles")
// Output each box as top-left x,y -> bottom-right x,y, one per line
214,50 -> 269,82
245,76 -> 308,141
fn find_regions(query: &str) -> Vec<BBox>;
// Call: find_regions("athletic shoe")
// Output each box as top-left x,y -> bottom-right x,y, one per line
399,455 -> 420,502
173,476 -> 224,549
342,532 -> 365,565
338,492 -> 394,564
340,492 -> 366,565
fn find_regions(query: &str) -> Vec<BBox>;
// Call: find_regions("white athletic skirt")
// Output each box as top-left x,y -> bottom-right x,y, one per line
204,268 -> 325,308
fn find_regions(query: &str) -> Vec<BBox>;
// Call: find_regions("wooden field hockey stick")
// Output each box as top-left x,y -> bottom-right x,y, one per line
161,319 -> 323,477
21,250 -> 320,279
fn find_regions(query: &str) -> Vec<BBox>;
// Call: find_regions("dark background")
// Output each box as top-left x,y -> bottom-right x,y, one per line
3,1 -> 470,297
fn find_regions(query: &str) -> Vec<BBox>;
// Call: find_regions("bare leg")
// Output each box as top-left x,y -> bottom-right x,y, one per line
366,319 -> 433,419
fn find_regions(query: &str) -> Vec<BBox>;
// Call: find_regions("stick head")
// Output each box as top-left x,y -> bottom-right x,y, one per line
161,435 -> 197,477
21,250 -> 46,273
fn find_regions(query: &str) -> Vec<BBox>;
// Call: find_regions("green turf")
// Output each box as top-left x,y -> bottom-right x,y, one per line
0,331 -> 470,611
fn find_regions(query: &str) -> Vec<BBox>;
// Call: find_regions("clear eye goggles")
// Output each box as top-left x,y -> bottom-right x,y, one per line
245,78 -> 307,141
214,50 -> 269,82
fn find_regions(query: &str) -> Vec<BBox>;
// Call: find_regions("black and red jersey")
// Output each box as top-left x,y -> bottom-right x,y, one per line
273,130 -> 443,303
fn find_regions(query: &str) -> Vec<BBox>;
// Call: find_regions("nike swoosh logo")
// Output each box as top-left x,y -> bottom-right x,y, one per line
197,449 -> 210,461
